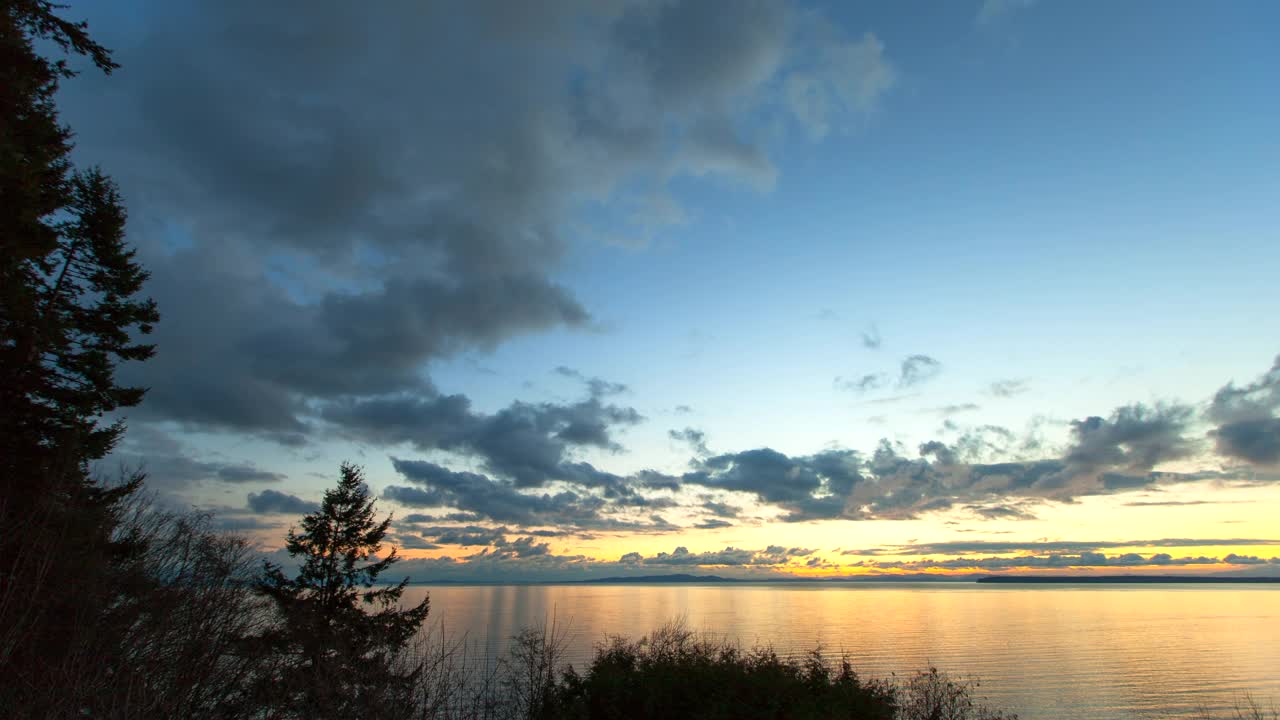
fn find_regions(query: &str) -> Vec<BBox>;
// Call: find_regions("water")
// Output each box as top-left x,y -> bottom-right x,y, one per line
401,582 -> 1280,719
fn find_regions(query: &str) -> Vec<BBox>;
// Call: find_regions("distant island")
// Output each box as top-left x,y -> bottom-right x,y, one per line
410,573 -> 1280,585
977,575 -> 1280,584
575,574 -> 742,584
413,573 -> 974,585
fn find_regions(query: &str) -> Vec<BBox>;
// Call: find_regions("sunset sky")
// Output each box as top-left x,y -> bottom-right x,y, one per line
66,0 -> 1280,580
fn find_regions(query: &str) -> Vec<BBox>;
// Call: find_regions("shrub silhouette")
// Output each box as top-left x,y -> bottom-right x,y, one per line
535,622 -> 897,720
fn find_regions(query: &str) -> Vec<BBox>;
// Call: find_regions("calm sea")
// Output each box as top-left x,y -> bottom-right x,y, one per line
400,582 -> 1280,720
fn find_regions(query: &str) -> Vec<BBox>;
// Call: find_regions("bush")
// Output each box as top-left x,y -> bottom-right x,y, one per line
535,621 -> 897,720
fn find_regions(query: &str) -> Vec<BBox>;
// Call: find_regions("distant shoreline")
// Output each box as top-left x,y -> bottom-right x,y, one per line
403,573 -> 1280,586
976,575 -> 1280,584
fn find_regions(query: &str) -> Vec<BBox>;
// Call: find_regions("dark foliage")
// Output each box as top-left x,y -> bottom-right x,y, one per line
536,623 -> 898,720
246,462 -> 432,720
0,0 -> 157,483
0,2 -> 160,715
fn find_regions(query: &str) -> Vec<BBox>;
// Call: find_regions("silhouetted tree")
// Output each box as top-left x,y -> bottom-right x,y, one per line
1,0 -> 156,478
249,462 -> 431,720
1,2 -> 159,715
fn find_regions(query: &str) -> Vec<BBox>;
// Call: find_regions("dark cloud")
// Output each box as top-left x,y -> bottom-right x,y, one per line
671,399 -> 1209,522
694,519 -> 734,529
411,525 -> 508,547
687,448 -> 863,521
700,500 -> 743,518
484,536 -> 552,560
210,516 -> 287,533
385,458 -> 666,531
101,428 -> 286,489
963,503 -> 1038,520
247,490 -> 320,515
324,390 -> 643,488
388,534 -> 440,551
898,355 -> 942,388
1207,357 -> 1280,466
63,0 -> 891,451
1063,403 -> 1198,473
1212,419 -> 1280,467
669,427 -> 710,455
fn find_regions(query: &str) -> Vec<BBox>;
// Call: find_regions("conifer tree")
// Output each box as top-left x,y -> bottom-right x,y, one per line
1,2 -> 160,713
1,0 -> 157,474
251,463 -> 431,720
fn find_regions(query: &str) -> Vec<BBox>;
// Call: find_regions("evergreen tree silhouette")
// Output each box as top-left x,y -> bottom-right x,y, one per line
1,2 -> 158,713
250,462 -> 431,719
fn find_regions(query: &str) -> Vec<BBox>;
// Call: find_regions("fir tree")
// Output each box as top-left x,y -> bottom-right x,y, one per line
1,2 -> 159,714
1,0 -> 158,488
251,463 -> 431,719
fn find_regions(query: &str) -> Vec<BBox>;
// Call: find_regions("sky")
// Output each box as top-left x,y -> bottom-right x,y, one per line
56,0 -> 1280,580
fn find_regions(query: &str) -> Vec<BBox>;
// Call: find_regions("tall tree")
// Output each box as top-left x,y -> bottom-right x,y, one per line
250,463 -> 432,720
1,2 -> 159,715
1,0 -> 158,489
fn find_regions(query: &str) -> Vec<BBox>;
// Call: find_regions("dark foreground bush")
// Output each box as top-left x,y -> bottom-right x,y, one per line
505,621 -> 1014,720
546,632 -> 893,719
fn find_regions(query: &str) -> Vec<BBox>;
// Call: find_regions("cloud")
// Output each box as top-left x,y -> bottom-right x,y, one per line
988,379 -> 1029,398
694,519 -> 734,529
863,538 -> 1280,556
685,448 -> 862,521
554,366 -> 629,398
674,399 -> 1207,522
1064,403 -> 1199,473
860,325 -> 882,350
930,404 -> 981,417
385,457 -> 666,531
854,552 -> 1233,572
247,490 -> 320,515
638,545 -> 815,567
324,389 -> 643,488
963,502 -> 1038,520
899,355 -> 942,388
836,354 -> 944,394
101,427 -> 286,489
60,0 -> 895,454
1208,356 -> 1280,466
1122,499 -> 1251,507
835,373 -> 888,393
700,500 -> 743,518
785,25 -> 895,140
669,427 -> 710,455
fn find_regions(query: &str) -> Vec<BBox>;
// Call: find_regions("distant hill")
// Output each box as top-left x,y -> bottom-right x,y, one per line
573,573 -> 987,584
573,574 -> 743,584
977,575 -> 1280,584
409,573 -> 983,585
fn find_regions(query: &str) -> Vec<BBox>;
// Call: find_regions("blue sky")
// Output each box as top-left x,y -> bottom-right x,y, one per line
59,0 -> 1280,579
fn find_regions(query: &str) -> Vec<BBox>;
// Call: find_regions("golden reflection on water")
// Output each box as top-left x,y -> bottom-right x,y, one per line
401,583 -> 1280,720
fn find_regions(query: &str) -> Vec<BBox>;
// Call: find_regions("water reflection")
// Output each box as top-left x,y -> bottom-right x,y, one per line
401,583 -> 1280,720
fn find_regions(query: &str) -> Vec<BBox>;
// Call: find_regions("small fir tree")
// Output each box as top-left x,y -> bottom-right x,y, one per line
251,462 -> 431,719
